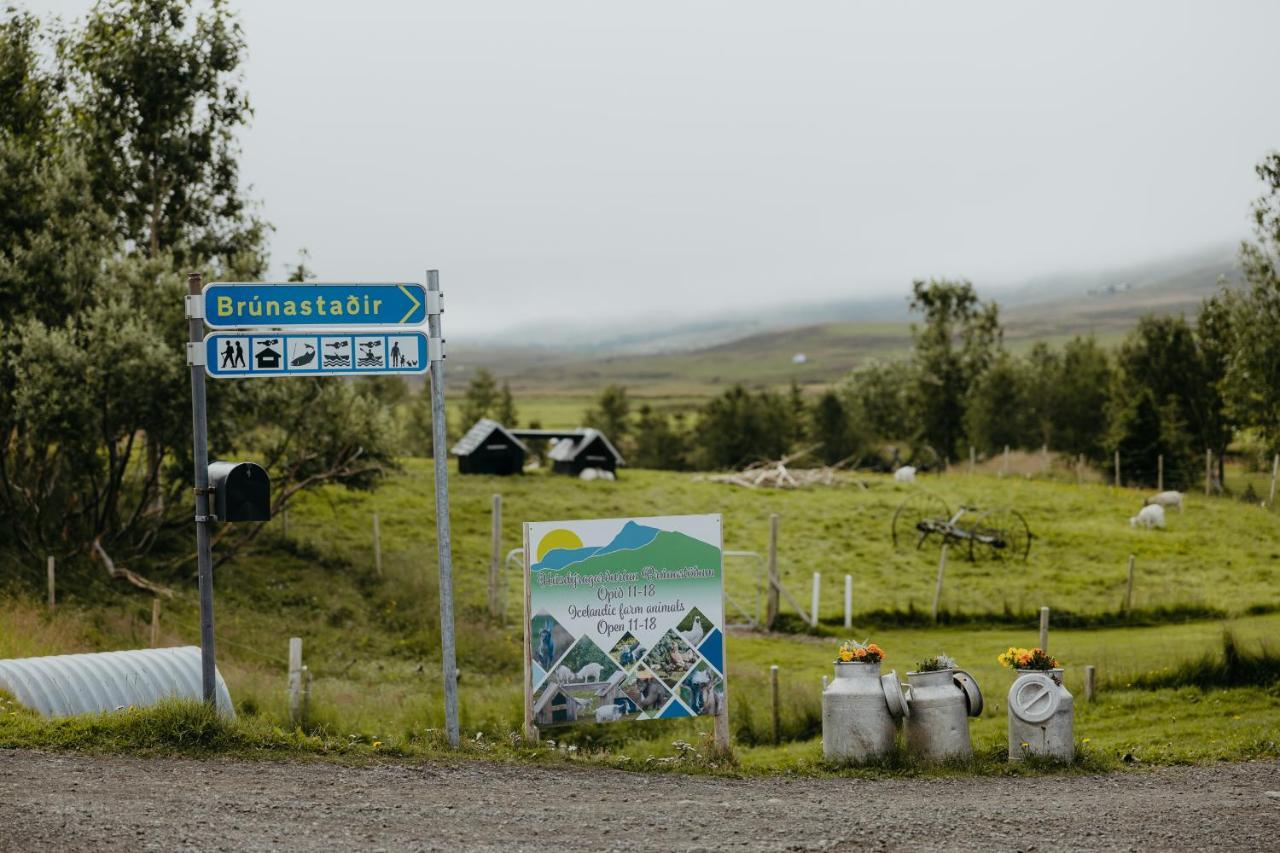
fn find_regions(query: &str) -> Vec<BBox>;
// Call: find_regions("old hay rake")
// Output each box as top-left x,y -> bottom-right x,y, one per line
891,491 -> 1033,561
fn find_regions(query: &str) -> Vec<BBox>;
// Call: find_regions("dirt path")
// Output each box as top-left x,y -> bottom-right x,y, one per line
1,750 -> 1277,851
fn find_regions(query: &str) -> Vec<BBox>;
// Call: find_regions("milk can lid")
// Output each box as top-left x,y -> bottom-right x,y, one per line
1008,672 -> 1060,723
953,670 -> 984,717
881,670 -> 909,719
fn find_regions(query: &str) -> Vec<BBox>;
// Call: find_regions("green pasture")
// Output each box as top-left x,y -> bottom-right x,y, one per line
2,463 -> 1277,772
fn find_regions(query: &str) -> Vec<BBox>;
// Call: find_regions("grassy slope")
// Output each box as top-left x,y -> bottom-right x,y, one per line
3,464 -> 1277,771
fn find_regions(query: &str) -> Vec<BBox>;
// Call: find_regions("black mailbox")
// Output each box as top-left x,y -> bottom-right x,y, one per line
207,461 -> 271,522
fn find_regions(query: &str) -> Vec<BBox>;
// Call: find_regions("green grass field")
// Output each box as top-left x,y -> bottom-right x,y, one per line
2,462 -> 1277,773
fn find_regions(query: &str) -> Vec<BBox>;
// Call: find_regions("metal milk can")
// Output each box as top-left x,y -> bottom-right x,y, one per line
1007,668 -> 1074,761
903,668 -> 983,761
822,661 -> 908,762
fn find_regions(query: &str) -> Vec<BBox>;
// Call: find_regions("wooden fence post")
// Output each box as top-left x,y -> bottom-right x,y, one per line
1205,449 -> 1212,496
969,445 -> 975,476
1114,450 -> 1121,488
1157,454 -> 1163,492
288,637 -> 303,726
770,664 -> 781,745
372,512 -> 382,576
843,574 -> 852,629
1125,554 -> 1135,612
1039,606 -> 1049,652
931,544 -> 948,624
1270,453 -> 1279,507
1075,454 -> 1083,485
1084,665 -> 1096,702
810,572 -> 820,628
766,514 -> 780,630
46,556 -> 55,612
150,598 -> 161,648
489,494 -> 502,621
1001,445 -> 1009,477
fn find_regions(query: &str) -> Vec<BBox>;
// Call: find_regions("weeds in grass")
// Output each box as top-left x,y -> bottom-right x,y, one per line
1124,631 -> 1280,690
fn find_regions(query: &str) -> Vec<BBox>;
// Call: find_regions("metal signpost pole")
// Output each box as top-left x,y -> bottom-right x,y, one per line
185,272 -> 217,704
427,269 -> 460,748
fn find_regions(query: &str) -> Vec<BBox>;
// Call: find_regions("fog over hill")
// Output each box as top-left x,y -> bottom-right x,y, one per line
458,244 -> 1240,359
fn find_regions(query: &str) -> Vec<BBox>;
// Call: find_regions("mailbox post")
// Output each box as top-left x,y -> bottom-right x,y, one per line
185,272 -> 218,706
207,462 -> 271,522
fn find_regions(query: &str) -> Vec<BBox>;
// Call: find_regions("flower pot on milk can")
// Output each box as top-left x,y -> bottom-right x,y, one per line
821,661 -> 907,762
903,668 -> 983,761
1007,667 -> 1074,761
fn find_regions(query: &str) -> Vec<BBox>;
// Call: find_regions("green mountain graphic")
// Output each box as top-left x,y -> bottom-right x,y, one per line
545,530 -> 719,575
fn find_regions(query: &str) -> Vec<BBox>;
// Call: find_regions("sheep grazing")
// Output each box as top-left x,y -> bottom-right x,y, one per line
576,662 -> 604,682
1130,504 -> 1166,529
595,703 -> 623,722
1144,491 -> 1184,513
894,466 -> 917,483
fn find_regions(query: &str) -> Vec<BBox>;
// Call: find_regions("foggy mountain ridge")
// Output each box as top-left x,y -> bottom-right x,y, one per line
459,244 -> 1241,357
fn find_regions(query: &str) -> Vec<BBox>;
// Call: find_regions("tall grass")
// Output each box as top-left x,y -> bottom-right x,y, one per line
1126,631 -> 1280,690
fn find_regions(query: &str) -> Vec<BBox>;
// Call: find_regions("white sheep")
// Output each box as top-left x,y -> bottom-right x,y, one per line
894,466 -> 917,483
1144,491 -> 1184,513
555,664 -> 575,683
1130,504 -> 1166,529
577,662 -> 604,682
595,703 -> 623,722
579,468 -> 599,481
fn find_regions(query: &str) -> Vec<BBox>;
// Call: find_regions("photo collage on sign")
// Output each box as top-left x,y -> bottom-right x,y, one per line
531,605 -> 725,726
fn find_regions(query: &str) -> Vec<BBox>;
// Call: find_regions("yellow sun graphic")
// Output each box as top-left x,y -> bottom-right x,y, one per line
537,528 -> 584,561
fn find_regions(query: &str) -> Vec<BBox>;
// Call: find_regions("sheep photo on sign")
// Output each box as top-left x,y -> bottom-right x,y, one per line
522,514 -> 729,747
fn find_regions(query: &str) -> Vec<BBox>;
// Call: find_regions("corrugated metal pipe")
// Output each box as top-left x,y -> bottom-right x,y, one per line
0,646 -> 235,720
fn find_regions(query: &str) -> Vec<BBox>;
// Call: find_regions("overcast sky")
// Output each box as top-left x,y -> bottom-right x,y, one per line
32,1 -> 1280,334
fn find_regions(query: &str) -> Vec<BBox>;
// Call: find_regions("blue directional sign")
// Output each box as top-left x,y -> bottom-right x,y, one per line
202,282 -> 428,329
205,331 -> 436,379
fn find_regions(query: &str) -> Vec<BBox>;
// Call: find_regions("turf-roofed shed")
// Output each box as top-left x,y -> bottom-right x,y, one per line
515,428 -> 625,477
451,418 -> 528,475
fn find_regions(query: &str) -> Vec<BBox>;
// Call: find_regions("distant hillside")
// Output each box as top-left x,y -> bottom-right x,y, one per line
446,245 -> 1241,397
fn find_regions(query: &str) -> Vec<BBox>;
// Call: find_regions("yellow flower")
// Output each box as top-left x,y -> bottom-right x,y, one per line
838,648 -> 854,662
372,740 -> 383,749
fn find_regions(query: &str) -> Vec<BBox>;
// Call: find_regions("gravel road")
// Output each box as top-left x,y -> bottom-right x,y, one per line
1,750 -> 1277,851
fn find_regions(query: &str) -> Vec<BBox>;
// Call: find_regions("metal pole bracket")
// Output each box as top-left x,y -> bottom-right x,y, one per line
186,342 -> 206,367
429,336 -> 446,361
184,294 -> 205,320
425,291 -> 443,315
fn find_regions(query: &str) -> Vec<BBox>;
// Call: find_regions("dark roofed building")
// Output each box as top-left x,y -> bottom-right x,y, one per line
512,427 -> 625,477
451,419 -> 528,475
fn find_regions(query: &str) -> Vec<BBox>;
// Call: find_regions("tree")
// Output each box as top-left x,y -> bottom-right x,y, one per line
1050,336 -> 1113,458
631,405 -> 687,470
62,0 -> 266,267
840,360 -> 917,442
584,385 -> 631,438
1219,153 -> 1280,453
459,368 -> 499,428
908,279 -> 1001,459
809,391 -> 861,465
692,385 -> 792,469
0,6 -> 396,578
495,381 -> 518,427
963,352 -> 1030,454
1107,316 -> 1210,488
